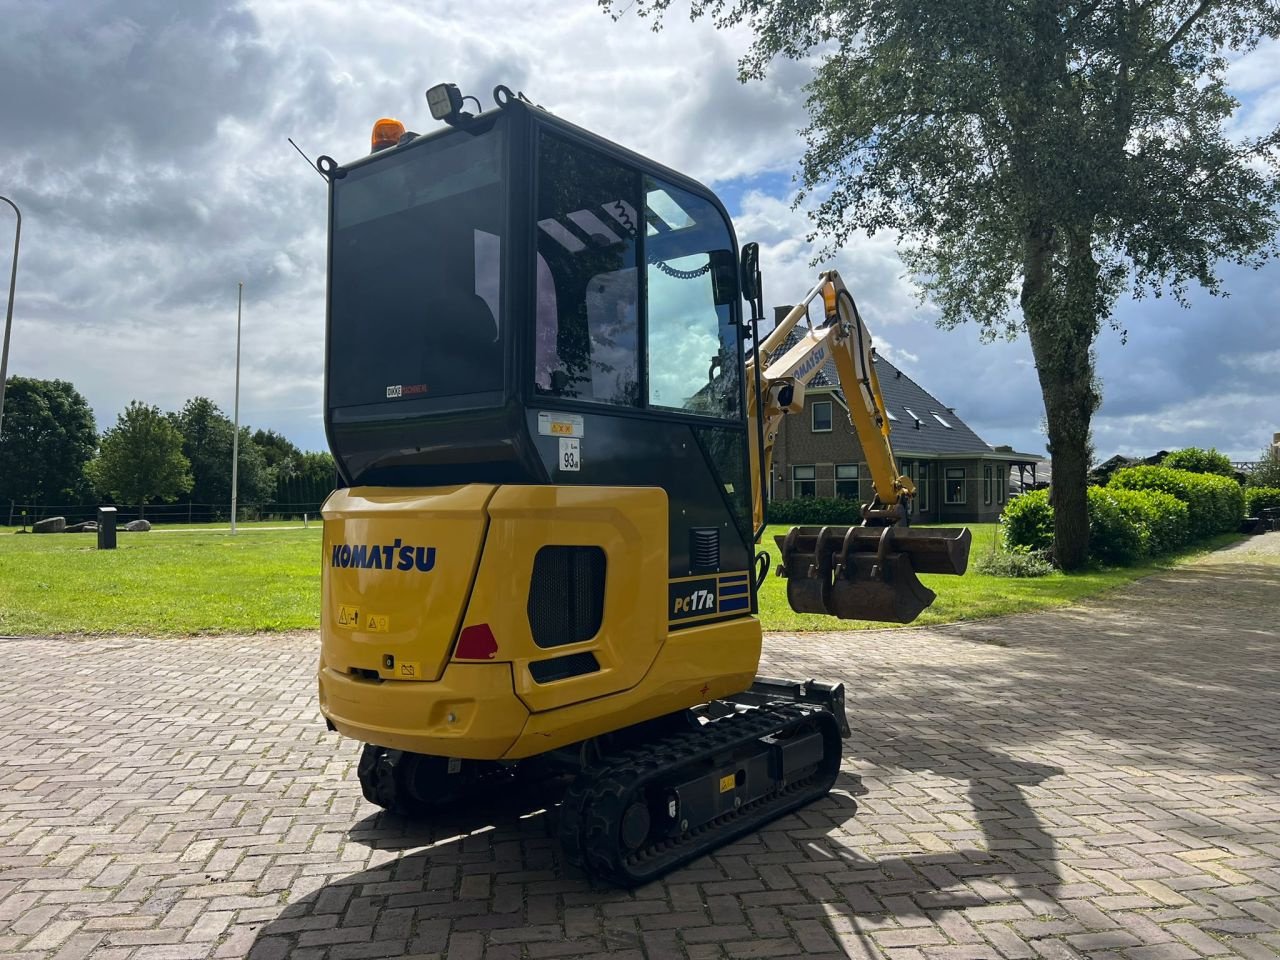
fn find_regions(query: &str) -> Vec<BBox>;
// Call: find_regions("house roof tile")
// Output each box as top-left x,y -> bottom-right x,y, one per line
773,328 -> 1036,459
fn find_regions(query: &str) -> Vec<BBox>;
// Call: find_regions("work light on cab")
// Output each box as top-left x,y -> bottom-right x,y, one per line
370,117 -> 405,153
426,82 -> 464,123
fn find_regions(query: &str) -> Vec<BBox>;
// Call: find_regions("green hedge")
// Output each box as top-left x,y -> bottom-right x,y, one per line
1160,447 -> 1236,477
767,497 -> 863,525
1246,486 -> 1280,516
1108,465 -> 1244,539
1002,485 -> 1191,565
1091,486 -> 1190,562
1000,489 -> 1053,552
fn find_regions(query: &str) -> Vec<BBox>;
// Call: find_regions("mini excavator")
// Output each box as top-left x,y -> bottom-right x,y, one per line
315,83 -> 971,886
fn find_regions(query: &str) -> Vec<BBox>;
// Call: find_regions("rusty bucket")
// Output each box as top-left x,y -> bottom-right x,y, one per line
775,525 -> 971,624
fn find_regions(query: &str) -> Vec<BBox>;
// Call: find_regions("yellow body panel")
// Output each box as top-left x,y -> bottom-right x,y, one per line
319,661 -> 526,758
504,616 -> 760,759
317,483 -> 763,761
467,485 -> 668,713
322,485 -> 496,682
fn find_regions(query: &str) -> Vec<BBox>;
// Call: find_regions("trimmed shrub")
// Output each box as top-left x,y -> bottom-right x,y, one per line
1002,484 -> 1191,565
1246,486 -> 1280,516
768,497 -> 863,525
1086,487 -> 1147,566
1097,486 -> 1190,557
1000,489 -> 1054,553
1109,465 -> 1244,539
1161,447 -> 1236,477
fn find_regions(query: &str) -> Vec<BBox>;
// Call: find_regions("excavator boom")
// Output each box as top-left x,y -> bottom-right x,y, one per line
746,269 -> 971,623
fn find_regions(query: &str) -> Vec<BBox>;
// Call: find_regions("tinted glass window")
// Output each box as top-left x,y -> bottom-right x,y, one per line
644,178 -> 740,418
329,128 -> 505,409
535,133 -> 641,407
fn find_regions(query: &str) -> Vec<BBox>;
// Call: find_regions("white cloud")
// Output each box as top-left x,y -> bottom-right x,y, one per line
1,0 -> 1278,465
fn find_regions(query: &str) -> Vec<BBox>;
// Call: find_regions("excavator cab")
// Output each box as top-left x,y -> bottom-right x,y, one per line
324,94 -> 756,588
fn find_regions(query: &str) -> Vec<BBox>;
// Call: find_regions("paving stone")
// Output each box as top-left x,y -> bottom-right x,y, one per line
2,536 -> 1279,959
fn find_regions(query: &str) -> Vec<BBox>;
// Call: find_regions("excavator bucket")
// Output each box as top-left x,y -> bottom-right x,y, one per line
776,525 -> 972,624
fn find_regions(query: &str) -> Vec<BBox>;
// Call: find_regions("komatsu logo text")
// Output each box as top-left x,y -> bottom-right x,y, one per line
330,540 -> 436,572
793,346 -> 826,380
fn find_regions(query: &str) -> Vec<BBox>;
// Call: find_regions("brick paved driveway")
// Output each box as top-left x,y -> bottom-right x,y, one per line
2,536 -> 1279,959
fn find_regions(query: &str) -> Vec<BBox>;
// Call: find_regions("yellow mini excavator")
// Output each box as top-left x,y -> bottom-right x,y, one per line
315,83 -> 971,886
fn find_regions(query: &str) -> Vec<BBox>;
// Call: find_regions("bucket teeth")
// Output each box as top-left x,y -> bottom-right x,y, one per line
776,524 -> 971,624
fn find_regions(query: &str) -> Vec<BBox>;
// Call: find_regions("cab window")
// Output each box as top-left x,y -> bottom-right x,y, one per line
644,178 -> 740,418
534,133 -> 642,407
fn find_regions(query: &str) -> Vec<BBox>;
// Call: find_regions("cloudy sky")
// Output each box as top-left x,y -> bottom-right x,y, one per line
3,0 -> 1278,462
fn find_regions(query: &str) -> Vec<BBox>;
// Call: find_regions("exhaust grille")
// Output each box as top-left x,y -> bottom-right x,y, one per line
527,545 -> 606,648
690,527 -> 720,572
529,651 -> 600,684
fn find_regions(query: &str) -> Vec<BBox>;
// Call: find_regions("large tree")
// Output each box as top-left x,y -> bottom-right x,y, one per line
610,0 -> 1280,568
171,397 -> 274,510
88,402 -> 192,515
0,377 -> 97,507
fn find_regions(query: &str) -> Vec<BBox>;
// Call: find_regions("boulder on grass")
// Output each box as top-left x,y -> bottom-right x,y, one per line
123,519 -> 152,532
65,521 -> 99,533
32,517 -> 66,534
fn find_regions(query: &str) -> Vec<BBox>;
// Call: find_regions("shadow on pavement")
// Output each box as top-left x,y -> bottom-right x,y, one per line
247,743 -> 1064,958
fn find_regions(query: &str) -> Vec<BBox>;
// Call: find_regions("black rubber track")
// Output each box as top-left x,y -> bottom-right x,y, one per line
558,703 -> 844,887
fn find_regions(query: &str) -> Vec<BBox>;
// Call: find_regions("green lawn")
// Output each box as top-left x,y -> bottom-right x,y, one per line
0,526 -> 323,636
0,521 -> 1242,637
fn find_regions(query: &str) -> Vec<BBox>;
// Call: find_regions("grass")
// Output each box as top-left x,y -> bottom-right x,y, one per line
756,522 -> 1245,632
0,521 -> 1245,637
0,525 -> 323,636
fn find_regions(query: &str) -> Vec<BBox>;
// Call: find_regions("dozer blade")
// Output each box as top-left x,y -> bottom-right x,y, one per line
775,525 -> 972,624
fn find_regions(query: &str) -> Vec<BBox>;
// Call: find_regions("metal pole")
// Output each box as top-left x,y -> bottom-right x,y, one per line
0,196 -> 22,440
231,281 -> 242,534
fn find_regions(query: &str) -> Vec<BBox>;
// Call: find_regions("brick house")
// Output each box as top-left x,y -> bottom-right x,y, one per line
770,329 -> 1042,524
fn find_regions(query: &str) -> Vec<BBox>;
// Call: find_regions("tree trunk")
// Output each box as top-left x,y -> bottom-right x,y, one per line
1021,224 -> 1101,571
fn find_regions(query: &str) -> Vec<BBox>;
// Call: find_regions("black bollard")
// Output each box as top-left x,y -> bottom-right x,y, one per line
97,507 -> 117,550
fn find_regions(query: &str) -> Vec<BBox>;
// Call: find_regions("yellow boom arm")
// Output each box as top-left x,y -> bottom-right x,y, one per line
746,270 -> 914,534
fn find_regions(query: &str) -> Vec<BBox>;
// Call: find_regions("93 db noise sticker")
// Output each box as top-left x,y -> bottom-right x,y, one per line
559,437 -> 580,472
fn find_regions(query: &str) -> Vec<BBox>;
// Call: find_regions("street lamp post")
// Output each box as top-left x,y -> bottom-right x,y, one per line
0,196 -> 21,440
231,282 -> 242,534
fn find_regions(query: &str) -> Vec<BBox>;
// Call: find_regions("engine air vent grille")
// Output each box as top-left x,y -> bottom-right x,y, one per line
529,651 -> 600,684
690,527 -> 720,572
527,545 -> 606,648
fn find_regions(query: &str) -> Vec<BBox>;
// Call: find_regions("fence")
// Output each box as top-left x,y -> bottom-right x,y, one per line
5,500 -> 328,527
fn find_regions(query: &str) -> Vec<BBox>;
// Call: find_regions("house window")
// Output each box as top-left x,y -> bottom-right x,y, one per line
793,465 -> 816,498
983,465 -> 993,505
918,462 -> 929,510
835,464 -> 859,499
996,467 -> 1006,504
945,468 -> 966,505
812,401 -> 832,432
932,411 -> 954,428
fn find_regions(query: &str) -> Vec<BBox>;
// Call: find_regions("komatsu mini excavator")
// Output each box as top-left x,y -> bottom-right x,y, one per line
315,83 -> 971,886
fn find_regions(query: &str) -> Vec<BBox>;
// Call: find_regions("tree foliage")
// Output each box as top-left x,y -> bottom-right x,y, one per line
1248,444 -> 1280,487
170,397 -> 274,507
87,402 -> 192,512
0,377 -> 97,505
1161,446 -> 1235,477
606,0 -> 1280,569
